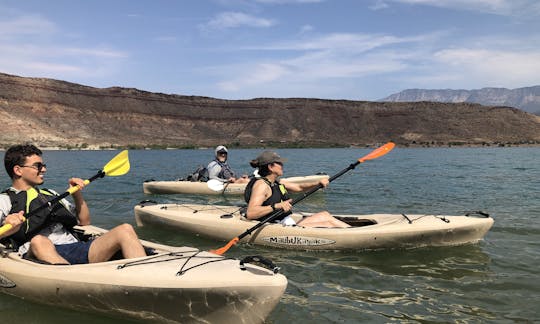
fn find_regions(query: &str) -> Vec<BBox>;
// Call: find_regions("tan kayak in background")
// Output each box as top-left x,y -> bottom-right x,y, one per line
143,174 -> 329,195
134,202 -> 494,251
0,225 -> 287,323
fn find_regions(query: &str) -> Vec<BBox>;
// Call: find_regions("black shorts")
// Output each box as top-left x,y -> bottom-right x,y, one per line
55,240 -> 93,264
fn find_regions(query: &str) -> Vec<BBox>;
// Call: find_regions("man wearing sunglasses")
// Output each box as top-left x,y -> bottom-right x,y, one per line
0,144 -> 146,264
207,145 -> 249,184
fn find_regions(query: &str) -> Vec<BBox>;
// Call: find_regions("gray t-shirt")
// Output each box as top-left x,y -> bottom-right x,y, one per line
207,160 -> 237,182
0,188 -> 78,255
207,160 -> 226,182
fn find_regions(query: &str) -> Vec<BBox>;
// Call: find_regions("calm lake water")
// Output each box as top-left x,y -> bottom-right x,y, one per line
1,147 -> 539,323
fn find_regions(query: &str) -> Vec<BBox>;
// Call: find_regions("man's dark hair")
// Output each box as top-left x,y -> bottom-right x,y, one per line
4,144 -> 42,179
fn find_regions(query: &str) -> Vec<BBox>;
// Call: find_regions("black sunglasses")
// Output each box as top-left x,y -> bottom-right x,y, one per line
20,162 -> 47,171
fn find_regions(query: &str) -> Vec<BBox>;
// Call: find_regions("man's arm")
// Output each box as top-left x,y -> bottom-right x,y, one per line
68,178 -> 91,225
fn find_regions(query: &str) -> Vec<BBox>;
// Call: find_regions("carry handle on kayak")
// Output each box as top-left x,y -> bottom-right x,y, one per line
0,150 -> 131,237
210,142 -> 396,255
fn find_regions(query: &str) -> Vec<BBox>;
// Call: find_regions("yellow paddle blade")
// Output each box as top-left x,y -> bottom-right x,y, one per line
358,142 -> 395,163
103,150 -> 130,176
66,150 -> 129,195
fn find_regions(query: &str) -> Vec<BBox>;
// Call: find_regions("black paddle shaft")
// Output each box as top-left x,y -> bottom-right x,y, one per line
238,160 -> 361,240
24,170 -> 105,219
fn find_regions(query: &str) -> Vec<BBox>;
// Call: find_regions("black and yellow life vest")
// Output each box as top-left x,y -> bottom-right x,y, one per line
2,187 -> 78,247
244,177 -> 291,222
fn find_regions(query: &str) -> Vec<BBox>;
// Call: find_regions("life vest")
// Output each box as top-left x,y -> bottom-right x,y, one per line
209,159 -> 236,179
2,187 -> 78,247
244,178 -> 291,222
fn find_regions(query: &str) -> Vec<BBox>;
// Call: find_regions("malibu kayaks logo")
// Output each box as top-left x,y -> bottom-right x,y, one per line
262,236 -> 335,246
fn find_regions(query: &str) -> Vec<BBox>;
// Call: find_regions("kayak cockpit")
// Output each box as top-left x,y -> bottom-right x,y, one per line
336,217 -> 378,227
0,226 -> 159,265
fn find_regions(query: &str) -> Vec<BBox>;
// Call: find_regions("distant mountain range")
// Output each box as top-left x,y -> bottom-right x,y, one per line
381,86 -> 540,115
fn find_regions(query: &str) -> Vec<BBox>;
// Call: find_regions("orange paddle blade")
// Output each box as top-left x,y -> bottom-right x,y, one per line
358,142 -> 395,163
210,237 -> 240,255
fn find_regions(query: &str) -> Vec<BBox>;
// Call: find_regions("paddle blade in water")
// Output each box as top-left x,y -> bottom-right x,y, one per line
207,179 -> 225,191
103,150 -> 130,176
358,142 -> 395,163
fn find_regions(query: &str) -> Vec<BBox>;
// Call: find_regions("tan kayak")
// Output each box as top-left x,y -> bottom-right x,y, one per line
134,203 -> 494,251
143,174 -> 329,195
0,225 -> 287,323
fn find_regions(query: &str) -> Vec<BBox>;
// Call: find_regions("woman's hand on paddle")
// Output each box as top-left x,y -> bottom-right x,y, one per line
277,199 -> 293,212
319,178 -> 329,188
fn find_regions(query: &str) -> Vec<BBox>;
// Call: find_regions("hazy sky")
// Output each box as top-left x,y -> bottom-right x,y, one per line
1,0 -> 539,100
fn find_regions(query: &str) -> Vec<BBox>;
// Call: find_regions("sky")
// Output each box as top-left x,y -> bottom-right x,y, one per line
1,0 -> 539,101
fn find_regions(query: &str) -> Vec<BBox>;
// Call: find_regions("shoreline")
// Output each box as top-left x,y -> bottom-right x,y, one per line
1,142 -> 537,151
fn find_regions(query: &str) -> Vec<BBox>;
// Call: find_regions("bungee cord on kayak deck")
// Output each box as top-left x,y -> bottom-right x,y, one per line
401,211 -> 491,224
154,202 -> 247,218
115,248 -> 280,275
116,249 -> 232,270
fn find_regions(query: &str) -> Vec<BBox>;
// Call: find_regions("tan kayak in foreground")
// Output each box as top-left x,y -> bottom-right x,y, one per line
0,225 -> 287,323
134,202 -> 494,251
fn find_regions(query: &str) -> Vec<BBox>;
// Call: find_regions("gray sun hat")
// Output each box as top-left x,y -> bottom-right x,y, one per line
250,151 -> 287,167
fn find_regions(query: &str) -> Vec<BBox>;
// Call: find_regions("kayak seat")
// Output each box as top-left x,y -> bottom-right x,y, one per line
108,246 -> 157,261
337,217 -> 377,227
0,237 -> 18,252
72,228 -> 94,243
144,246 -> 157,256
22,252 -> 69,265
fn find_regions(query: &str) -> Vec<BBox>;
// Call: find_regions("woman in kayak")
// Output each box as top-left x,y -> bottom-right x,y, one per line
244,151 -> 350,228
207,145 -> 249,184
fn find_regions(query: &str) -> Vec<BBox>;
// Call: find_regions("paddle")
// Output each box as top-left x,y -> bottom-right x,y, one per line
0,150 -> 130,236
210,142 -> 396,255
207,179 -> 227,192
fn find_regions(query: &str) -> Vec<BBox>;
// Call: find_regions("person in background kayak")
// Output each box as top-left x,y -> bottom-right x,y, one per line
244,151 -> 351,228
0,144 -> 147,265
207,145 -> 249,184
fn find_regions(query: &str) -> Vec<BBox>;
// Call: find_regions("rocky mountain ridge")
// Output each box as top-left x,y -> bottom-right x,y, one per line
1,72 -> 539,148
381,86 -> 540,115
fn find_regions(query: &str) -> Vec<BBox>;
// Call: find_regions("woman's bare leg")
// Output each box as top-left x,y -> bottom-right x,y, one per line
297,211 -> 350,228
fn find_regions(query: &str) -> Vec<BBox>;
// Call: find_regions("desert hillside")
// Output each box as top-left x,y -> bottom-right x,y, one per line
1,73 -> 539,148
